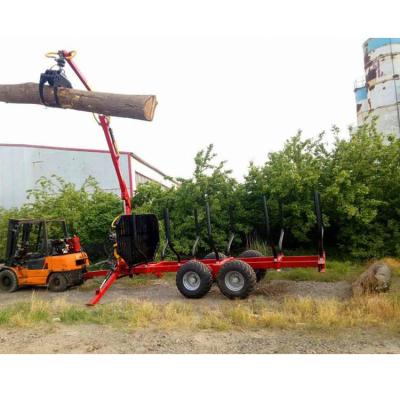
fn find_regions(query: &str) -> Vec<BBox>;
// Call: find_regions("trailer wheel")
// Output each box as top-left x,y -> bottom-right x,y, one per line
0,269 -> 18,292
217,260 -> 256,299
176,261 -> 213,299
48,273 -> 68,292
239,249 -> 267,282
204,252 -> 226,260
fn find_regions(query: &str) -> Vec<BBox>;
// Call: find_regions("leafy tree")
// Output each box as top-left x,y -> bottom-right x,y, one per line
241,130 -> 329,248
241,119 -> 400,258
324,120 -> 400,257
1,120 -> 399,262
134,144 -> 243,256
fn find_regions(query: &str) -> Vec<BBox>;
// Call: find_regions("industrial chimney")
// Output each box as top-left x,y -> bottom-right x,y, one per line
354,38 -> 400,137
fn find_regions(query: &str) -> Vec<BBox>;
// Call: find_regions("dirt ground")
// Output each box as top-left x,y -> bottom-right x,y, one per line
1,278 -> 399,354
0,277 -> 353,307
2,324 -> 399,354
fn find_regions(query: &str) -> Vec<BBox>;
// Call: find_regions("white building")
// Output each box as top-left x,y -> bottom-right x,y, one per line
354,38 -> 400,136
0,143 -> 173,209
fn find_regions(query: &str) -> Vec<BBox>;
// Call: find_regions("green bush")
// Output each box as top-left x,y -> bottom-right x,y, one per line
0,176 -> 123,261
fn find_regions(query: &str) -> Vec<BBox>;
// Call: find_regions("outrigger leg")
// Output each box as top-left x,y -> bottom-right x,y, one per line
87,262 -> 124,306
87,271 -> 118,306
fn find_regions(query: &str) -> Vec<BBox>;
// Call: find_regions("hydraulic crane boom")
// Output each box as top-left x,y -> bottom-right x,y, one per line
39,50 -> 139,305
60,50 -> 132,214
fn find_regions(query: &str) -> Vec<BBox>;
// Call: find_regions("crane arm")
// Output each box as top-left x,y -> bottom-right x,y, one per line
59,50 -> 132,214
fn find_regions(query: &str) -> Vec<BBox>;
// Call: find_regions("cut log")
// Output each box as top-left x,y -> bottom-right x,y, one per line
0,83 -> 157,121
352,261 -> 392,296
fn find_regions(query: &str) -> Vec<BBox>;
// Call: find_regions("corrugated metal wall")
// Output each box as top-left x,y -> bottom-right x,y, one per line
0,144 -> 171,209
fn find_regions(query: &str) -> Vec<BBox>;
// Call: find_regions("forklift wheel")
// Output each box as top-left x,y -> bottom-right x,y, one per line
0,269 -> 19,292
176,261 -> 213,299
238,249 -> 267,282
217,260 -> 256,299
48,273 -> 68,292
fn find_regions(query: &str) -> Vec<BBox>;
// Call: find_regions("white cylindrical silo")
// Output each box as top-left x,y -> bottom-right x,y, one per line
355,38 -> 400,136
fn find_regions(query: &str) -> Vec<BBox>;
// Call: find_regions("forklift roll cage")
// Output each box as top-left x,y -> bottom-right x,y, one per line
5,219 -> 69,266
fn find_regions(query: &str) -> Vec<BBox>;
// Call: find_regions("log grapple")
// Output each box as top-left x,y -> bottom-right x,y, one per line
39,51 -> 73,107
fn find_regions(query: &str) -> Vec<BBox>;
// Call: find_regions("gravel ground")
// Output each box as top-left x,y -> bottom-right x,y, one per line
0,276 -> 353,307
0,325 -> 399,354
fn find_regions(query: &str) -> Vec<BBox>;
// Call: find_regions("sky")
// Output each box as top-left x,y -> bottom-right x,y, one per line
0,1 -> 398,181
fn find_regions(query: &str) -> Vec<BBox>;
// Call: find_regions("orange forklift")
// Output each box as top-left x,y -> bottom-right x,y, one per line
0,219 -> 89,292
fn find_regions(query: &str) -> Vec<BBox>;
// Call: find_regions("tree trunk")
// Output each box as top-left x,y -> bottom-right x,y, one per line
0,83 -> 157,121
352,261 -> 392,296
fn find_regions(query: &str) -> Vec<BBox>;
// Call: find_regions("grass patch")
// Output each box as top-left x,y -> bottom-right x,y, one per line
1,257 -> 399,332
1,292 -> 400,333
0,295 -> 52,327
265,260 -> 365,283
243,241 -> 367,282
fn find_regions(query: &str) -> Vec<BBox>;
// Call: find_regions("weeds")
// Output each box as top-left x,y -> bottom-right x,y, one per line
1,293 -> 400,332
1,257 -> 399,332
271,259 -> 365,282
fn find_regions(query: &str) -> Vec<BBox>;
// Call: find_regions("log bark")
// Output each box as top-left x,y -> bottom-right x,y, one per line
352,261 -> 392,296
0,83 -> 157,121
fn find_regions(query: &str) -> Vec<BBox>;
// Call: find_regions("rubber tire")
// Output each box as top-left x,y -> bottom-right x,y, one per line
176,261 -> 213,299
239,249 -> 267,282
216,260 -> 257,299
203,252 -> 226,260
0,269 -> 19,292
48,273 -> 68,292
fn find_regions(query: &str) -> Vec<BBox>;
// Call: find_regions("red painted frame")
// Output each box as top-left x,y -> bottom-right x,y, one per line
84,253 -> 326,305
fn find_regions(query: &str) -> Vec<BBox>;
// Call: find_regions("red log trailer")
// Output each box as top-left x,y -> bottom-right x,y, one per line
2,50 -> 326,304
83,191 -> 325,305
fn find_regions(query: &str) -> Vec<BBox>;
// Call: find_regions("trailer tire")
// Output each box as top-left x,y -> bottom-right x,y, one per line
217,260 -> 256,299
0,269 -> 19,292
176,261 -> 213,299
204,252 -> 226,260
239,250 -> 267,282
48,273 -> 68,292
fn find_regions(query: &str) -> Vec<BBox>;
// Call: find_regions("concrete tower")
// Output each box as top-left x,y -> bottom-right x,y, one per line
354,38 -> 400,136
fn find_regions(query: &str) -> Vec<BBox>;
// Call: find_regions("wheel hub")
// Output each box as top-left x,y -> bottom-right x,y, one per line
182,271 -> 201,291
2,277 -> 11,287
225,271 -> 245,291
